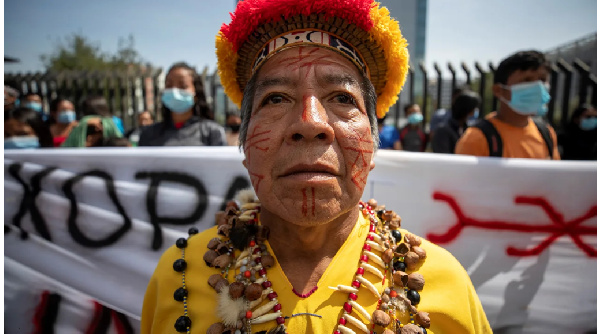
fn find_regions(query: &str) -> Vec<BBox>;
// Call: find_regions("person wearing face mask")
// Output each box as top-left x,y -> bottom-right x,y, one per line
455,50 -> 560,159
399,103 -> 428,152
4,85 -> 20,115
5,107 -> 53,149
560,104 -> 597,160
432,90 -> 481,154
21,93 -> 48,121
48,97 -> 79,147
138,62 -> 226,147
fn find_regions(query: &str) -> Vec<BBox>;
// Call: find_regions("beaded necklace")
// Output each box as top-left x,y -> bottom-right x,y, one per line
171,198 -> 431,334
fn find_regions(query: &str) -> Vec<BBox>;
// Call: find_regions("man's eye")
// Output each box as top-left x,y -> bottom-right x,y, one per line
334,93 -> 356,105
262,94 -> 285,105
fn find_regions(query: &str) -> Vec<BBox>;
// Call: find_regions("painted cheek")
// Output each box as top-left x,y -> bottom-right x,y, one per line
342,126 -> 373,192
244,124 -> 274,193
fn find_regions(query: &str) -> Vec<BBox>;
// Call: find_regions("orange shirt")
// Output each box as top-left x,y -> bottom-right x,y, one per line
455,113 -> 560,159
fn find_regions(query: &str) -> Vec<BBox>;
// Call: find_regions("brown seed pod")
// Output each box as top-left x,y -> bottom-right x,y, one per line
217,224 -> 231,237
208,274 -> 222,288
394,243 -> 410,256
207,238 -> 221,250
416,311 -> 431,328
404,251 -> 420,270
382,210 -> 394,222
206,322 -> 226,334
244,283 -> 263,301
216,243 -> 230,255
381,293 -> 390,303
213,254 -> 233,268
400,323 -> 422,334
257,226 -> 270,242
404,233 -> 422,246
203,250 -> 219,266
228,282 -> 245,299
367,199 -> 378,208
215,211 -> 227,226
214,278 -> 229,293
393,271 -> 408,287
412,246 -> 427,260
382,330 -> 395,334
372,309 -> 391,327
382,248 -> 395,264
226,200 -> 239,211
389,217 -> 402,229
407,273 -> 425,291
261,254 -> 275,268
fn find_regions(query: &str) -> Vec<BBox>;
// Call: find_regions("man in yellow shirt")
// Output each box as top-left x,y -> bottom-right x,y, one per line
455,50 -> 560,160
141,1 -> 492,333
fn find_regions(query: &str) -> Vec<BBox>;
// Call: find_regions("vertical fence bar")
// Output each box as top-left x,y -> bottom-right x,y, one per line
433,63 -> 442,110
447,63 -> 456,97
548,63 -> 559,128
107,73 -> 117,115
591,75 -> 597,107
461,62 -> 471,86
153,69 -> 162,118
408,68 -> 415,105
419,62 -> 428,125
573,58 -> 591,106
474,62 -> 486,117
488,62 -> 498,112
556,59 -> 573,130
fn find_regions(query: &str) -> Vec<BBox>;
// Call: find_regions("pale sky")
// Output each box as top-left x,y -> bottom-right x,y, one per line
3,0 -> 598,78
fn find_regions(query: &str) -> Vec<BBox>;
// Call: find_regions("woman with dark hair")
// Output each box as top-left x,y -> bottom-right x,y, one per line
432,90 -> 481,154
5,107 -> 53,148
48,97 -> 78,147
138,62 -> 226,146
561,103 -> 597,160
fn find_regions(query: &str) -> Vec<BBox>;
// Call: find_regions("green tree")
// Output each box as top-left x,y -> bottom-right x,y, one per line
40,33 -> 142,71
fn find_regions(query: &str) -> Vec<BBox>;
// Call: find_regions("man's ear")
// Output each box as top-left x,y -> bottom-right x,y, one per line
242,158 -> 248,169
492,83 -> 509,100
369,157 -> 375,171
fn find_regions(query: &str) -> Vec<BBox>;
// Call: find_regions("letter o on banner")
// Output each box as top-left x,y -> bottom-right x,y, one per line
62,170 -> 133,248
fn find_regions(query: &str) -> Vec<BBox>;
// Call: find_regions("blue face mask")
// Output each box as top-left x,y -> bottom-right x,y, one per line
162,88 -> 195,113
5,136 -> 40,149
57,110 -> 76,123
580,118 -> 597,131
500,80 -> 550,116
467,108 -> 480,127
407,113 -> 423,125
24,101 -> 43,112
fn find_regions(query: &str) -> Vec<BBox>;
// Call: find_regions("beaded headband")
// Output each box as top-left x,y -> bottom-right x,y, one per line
216,0 -> 410,118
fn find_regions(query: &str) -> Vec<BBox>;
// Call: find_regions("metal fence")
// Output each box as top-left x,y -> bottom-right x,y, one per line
5,57 -> 597,133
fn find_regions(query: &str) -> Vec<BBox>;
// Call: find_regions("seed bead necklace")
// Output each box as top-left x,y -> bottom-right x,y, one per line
171,197 -> 431,334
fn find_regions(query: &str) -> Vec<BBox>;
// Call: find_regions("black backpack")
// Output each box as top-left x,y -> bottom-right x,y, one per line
474,118 -> 554,158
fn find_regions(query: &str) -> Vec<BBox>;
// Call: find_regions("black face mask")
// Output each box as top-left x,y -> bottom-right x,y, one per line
228,124 -> 241,132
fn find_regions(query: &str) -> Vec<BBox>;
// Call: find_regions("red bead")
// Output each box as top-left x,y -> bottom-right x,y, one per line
356,267 -> 365,275
367,235 -> 374,241
360,255 -> 369,263
262,281 -> 272,288
389,290 -> 397,298
363,244 -> 371,251
349,293 -> 358,301
253,248 -> 261,254
362,209 -> 369,215
268,292 -> 278,300
246,311 -> 253,319
272,303 -> 282,311
339,317 -> 347,325
334,331 -> 341,334
258,268 -> 266,276
249,240 -> 256,247
255,257 -> 262,264
351,280 -> 360,288
276,316 -> 285,325
369,225 -> 376,233
343,302 -> 352,313
244,270 -> 252,278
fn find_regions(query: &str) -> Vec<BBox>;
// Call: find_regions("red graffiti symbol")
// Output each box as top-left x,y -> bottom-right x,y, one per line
344,127 -> 373,191
244,126 -> 271,164
302,188 -> 308,217
248,172 -> 264,192
426,192 -> 597,257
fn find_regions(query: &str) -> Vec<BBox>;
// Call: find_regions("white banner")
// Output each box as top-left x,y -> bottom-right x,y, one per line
4,147 -> 597,333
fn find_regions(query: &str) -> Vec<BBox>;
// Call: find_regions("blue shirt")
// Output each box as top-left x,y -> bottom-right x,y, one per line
379,125 -> 400,149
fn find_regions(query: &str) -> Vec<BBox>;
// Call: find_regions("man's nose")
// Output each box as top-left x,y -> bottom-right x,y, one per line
285,95 -> 334,144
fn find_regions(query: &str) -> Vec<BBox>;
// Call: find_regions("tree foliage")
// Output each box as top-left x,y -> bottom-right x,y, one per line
40,33 -> 143,71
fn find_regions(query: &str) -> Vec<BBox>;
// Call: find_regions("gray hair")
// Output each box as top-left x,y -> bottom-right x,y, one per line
238,71 -> 379,151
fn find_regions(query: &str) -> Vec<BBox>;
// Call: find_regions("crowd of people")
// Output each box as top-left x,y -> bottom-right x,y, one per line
4,52 -> 595,161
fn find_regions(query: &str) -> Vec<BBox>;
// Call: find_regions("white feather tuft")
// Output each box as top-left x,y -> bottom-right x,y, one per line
216,285 -> 247,327
235,188 -> 258,205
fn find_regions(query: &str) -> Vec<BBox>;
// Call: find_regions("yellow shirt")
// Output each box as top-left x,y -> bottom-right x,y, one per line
141,213 -> 492,334
455,113 -> 560,159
